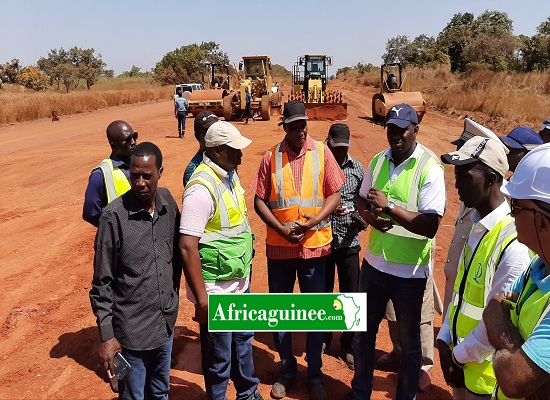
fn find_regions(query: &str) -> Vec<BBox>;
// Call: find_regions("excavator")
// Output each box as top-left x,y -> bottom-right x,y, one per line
371,62 -> 426,123
288,54 -> 347,121
187,63 -> 232,117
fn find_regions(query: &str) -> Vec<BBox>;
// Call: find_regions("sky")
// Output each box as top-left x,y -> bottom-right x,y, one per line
3,0 -> 550,76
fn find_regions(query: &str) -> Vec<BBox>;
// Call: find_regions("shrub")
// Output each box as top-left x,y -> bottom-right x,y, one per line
17,66 -> 49,91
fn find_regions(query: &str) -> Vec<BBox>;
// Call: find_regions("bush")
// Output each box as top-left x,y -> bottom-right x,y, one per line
17,66 -> 49,91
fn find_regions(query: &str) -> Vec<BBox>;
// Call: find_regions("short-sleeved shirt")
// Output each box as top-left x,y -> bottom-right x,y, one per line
359,143 -> 446,278
250,135 -> 346,259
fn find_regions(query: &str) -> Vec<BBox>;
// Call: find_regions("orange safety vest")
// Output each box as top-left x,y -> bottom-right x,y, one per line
266,140 -> 332,248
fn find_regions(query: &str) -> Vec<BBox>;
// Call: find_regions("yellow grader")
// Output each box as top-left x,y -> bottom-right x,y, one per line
288,54 -> 347,121
187,63 -> 232,117
222,55 -> 283,122
371,62 -> 426,123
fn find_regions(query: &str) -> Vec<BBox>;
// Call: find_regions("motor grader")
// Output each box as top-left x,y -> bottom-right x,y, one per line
371,62 -> 426,123
187,63 -> 232,117
288,54 -> 347,121
222,55 -> 283,122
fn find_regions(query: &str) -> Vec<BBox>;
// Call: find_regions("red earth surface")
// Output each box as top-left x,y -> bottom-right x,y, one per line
0,81 -> 467,399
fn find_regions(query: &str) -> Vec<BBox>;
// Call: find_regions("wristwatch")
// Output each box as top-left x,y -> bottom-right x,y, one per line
384,200 -> 395,214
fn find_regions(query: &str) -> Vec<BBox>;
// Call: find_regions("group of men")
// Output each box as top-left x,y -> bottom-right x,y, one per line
82,100 -> 550,400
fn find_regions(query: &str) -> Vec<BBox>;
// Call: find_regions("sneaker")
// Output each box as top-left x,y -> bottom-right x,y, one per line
308,383 -> 327,400
342,350 -> 355,370
376,350 -> 401,368
270,376 -> 295,399
418,369 -> 432,392
253,120 -> 256,125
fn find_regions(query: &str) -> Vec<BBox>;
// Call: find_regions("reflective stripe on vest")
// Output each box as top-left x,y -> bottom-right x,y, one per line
449,215 -> 517,395
266,140 -> 332,248
96,158 -> 131,203
368,146 -> 440,264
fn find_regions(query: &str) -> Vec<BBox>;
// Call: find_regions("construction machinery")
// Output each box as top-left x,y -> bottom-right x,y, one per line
372,62 -> 426,123
288,54 -> 347,121
187,63 -> 232,117
222,55 -> 283,121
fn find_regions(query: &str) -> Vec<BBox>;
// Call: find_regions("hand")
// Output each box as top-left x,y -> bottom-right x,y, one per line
437,339 -> 465,388
295,213 -> 320,233
277,224 -> 305,244
100,337 -> 122,380
368,209 -> 393,232
334,205 -> 348,216
366,188 -> 388,210
193,302 -> 208,325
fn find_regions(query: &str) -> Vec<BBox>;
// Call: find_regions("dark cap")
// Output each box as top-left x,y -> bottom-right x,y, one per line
278,100 -> 309,126
327,123 -> 350,147
541,116 -> 550,132
194,111 -> 219,133
385,103 -> 418,128
499,126 -> 543,150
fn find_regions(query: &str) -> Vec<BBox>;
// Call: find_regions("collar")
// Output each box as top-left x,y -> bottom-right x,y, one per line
530,258 -> 550,294
340,154 -> 353,167
203,154 -> 229,179
385,142 -> 420,167
110,154 -> 129,167
279,135 -> 316,157
471,200 -> 511,231
126,187 -> 168,217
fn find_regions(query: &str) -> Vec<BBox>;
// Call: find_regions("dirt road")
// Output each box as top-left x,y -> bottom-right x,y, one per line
0,82 -> 462,399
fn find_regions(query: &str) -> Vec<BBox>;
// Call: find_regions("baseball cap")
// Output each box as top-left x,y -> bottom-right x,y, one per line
499,126 -> 543,150
441,136 -> 509,178
384,103 -> 418,128
327,123 -> 350,147
194,110 -> 219,133
541,116 -> 550,132
205,121 -> 252,149
451,118 -> 502,148
278,100 -> 308,126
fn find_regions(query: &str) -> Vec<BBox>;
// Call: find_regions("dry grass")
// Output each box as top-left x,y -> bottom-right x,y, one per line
0,77 -> 172,125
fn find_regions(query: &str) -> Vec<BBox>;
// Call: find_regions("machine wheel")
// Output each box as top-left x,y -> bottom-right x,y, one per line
270,91 -> 282,107
223,95 -> 234,121
261,94 -> 271,121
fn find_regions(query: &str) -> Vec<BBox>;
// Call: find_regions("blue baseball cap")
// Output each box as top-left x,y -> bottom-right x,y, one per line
385,103 -> 418,128
499,126 -> 543,150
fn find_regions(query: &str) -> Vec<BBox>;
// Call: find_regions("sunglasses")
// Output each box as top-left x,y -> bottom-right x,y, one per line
122,132 -> 138,144
510,198 -> 550,219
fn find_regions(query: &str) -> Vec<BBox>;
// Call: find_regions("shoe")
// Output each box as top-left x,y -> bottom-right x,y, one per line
418,369 -> 432,392
253,120 -> 256,124
322,341 -> 331,354
376,350 -> 401,368
342,350 -> 355,370
308,383 -> 327,400
270,376 -> 295,399
249,389 -> 264,400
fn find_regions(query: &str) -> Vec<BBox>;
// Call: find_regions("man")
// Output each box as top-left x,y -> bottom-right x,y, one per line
324,123 -> 364,370
483,144 -> 550,399
175,91 -> 188,138
352,103 -> 446,400
499,126 -> 543,172
179,121 -> 262,400
251,100 -> 345,400
183,110 -> 219,187
244,86 -> 255,124
83,120 -> 137,227
90,142 -> 181,399
539,116 -> 550,144
437,136 -> 531,399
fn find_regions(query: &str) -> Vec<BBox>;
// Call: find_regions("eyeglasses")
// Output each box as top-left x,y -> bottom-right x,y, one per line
510,198 -> 550,219
123,132 -> 138,144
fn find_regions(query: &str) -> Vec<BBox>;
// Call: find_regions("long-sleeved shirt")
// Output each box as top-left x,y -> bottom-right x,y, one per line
437,200 -> 531,364
83,154 -> 130,227
90,187 -> 182,351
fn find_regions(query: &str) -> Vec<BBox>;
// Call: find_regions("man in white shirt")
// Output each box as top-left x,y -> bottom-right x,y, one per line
437,136 -> 531,399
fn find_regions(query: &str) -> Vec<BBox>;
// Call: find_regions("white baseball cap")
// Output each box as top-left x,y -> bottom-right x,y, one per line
205,121 -> 252,149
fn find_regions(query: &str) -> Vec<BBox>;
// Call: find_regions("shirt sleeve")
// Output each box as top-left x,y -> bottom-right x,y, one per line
323,144 -> 346,196
437,307 -> 452,344
418,163 -> 446,216
179,184 -> 215,237
522,307 -> 550,374
83,169 -> 107,227
249,150 -> 272,201
359,163 -> 373,200
89,209 -> 119,341
453,240 -> 532,364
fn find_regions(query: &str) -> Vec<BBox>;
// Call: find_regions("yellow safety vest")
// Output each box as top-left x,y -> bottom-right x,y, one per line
96,158 -> 131,203
186,163 -> 253,282
449,215 -> 517,395
266,140 -> 332,248
368,146 -> 441,265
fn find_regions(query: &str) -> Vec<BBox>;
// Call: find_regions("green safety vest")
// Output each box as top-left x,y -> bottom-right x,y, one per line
95,158 -> 131,203
494,258 -> 550,400
186,163 -> 253,283
368,146 -> 441,265
449,215 -> 517,395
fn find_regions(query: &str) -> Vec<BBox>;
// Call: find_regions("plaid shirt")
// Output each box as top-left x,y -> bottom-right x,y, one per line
331,155 -> 364,249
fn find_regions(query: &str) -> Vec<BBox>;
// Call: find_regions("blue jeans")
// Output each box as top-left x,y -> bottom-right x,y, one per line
352,260 -> 426,400
199,324 -> 259,400
119,332 -> 173,400
267,257 -> 326,383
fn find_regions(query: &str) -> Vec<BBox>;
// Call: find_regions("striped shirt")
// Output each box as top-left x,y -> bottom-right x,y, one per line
250,135 -> 345,259
331,155 -> 364,249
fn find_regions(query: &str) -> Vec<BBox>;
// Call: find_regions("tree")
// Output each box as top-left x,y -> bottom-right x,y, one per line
119,65 -> 144,77
473,10 -> 513,35
0,58 -> 21,84
17,66 -> 49,91
382,35 -> 411,64
69,47 -> 106,89
437,12 -> 474,72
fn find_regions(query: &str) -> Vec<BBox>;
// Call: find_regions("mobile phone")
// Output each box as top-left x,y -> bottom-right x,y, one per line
114,352 -> 132,380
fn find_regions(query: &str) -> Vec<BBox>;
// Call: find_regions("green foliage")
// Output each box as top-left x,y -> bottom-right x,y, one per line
0,58 -> 21,84
119,66 -> 147,78
437,12 -> 475,72
17,66 -> 49,91
271,64 -> 291,78
154,41 -> 229,86
383,35 -> 410,65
